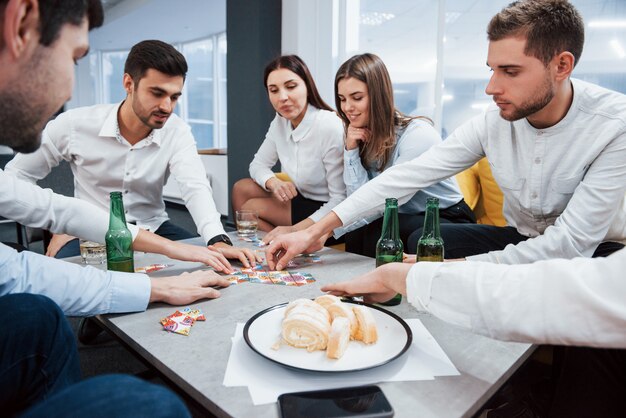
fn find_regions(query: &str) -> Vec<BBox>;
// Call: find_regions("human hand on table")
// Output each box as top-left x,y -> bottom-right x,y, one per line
321,262 -> 412,304
265,177 -> 298,203
262,225 -> 297,244
149,270 -> 231,304
45,233 -> 76,257
165,241 -> 234,273
209,242 -> 261,268
265,229 -> 324,270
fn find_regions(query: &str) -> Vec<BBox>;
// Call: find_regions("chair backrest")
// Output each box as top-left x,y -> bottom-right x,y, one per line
455,158 -> 506,227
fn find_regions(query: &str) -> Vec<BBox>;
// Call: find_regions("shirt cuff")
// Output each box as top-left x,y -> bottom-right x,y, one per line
406,262 -> 443,313
108,272 -> 151,313
257,173 -> 276,192
201,225 -> 227,244
127,223 -> 140,242
344,148 -> 361,162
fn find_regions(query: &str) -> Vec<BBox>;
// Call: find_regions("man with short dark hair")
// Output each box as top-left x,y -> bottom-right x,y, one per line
7,39 -> 260,268
267,0 -> 626,269
0,1 -> 218,415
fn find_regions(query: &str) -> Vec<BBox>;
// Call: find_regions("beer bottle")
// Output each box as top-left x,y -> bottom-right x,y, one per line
417,197 -> 444,262
106,191 -> 135,272
375,198 -> 403,306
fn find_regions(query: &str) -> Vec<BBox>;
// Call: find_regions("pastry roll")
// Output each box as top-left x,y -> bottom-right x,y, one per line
285,298 -> 331,322
314,294 -> 341,309
326,317 -> 350,359
326,301 -> 358,339
352,305 -> 378,344
282,306 -> 330,352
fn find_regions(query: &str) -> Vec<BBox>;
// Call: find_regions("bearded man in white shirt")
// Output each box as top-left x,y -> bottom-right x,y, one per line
317,0 -> 626,416
266,0 -> 626,271
6,39 -> 259,267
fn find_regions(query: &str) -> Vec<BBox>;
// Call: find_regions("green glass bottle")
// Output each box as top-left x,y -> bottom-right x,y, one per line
105,191 -> 135,272
417,197 -> 444,262
375,198 -> 403,306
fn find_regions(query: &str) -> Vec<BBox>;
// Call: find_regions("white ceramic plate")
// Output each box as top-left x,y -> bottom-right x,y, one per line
243,301 -> 412,373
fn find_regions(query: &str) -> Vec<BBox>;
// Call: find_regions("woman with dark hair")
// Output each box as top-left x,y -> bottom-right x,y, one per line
334,53 -> 475,257
232,55 -> 345,240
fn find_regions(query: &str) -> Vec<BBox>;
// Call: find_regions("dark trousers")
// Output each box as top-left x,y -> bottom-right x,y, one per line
291,193 -> 344,246
548,347 -> 626,418
55,220 -> 196,258
0,293 -> 190,418
407,223 -> 625,259
346,199 -> 475,258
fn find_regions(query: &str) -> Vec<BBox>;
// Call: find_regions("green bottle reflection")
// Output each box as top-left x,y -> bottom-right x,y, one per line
375,198 -> 403,306
106,191 -> 135,272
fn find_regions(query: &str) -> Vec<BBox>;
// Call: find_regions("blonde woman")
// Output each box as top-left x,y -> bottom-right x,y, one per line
335,53 -> 474,256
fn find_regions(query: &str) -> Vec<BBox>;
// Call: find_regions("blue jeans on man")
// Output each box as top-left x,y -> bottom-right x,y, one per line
0,293 -> 190,417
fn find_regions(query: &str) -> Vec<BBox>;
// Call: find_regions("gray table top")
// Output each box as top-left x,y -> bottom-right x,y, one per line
70,233 -> 533,418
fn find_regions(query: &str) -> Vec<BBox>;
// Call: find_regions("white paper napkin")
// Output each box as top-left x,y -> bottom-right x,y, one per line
223,319 -> 458,405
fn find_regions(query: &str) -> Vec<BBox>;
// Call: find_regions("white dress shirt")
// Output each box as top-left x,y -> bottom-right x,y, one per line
6,102 -> 225,244
333,79 -> 626,264
406,248 -> 626,348
249,105 -> 346,222
0,168 -> 139,242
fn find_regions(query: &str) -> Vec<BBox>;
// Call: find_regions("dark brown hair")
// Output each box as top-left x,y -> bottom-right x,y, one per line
124,40 -> 188,85
0,0 -> 104,47
335,53 -> 429,170
487,0 -> 584,67
263,55 -> 333,112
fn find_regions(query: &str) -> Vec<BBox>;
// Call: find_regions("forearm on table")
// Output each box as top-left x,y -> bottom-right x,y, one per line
132,229 -> 176,257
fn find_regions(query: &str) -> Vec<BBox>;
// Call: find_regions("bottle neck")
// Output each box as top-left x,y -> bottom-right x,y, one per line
109,195 -> 128,229
380,203 -> 400,240
421,203 -> 441,239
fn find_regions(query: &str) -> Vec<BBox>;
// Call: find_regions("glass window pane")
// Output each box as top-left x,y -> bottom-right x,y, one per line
356,0 -> 439,117
183,38 -> 214,121
102,51 -> 129,104
189,121 -> 214,149
218,34 -> 228,147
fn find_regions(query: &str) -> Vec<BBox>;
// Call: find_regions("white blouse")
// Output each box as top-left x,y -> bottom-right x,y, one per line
249,105 -> 346,222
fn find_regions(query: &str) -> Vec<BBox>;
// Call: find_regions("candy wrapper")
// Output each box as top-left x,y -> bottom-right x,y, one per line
160,310 -> 194,336
180,307 -> 206,321
135,263 -> 173,274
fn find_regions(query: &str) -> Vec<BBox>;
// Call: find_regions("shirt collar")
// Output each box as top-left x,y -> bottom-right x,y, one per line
290,104 -> 319,143
98,101 -> 161,147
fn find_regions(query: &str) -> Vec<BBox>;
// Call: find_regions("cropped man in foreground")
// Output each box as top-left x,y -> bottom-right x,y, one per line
0,0 -> 216,415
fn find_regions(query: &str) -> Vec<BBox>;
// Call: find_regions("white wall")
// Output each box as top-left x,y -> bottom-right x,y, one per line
282,0 -> 336,106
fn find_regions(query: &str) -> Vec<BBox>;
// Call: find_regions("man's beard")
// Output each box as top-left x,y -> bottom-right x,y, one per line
0,88 -> 47,153
500,75 -> 555,122
0,47 -> 54,154
131,96 -> 169,130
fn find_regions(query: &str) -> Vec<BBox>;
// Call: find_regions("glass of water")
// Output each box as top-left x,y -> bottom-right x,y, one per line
79,240 -> 106,264
236,210 -> 258,237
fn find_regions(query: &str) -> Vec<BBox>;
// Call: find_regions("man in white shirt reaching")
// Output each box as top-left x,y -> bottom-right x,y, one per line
266,0 -> 626,271
6,39 -> 259,267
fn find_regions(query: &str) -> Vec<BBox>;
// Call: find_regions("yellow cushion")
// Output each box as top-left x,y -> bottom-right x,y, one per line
275,172 -> 292,182
456,158 -> 506,226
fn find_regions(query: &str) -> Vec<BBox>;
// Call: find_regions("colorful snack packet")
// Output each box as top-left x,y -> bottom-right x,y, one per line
136,263 -> 173,274
160,310 -> 194,336
181,307 -> 206,321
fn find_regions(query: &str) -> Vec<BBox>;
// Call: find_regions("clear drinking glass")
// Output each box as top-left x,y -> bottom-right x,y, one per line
79,240 -> 107,264
236,210 -> 258,237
